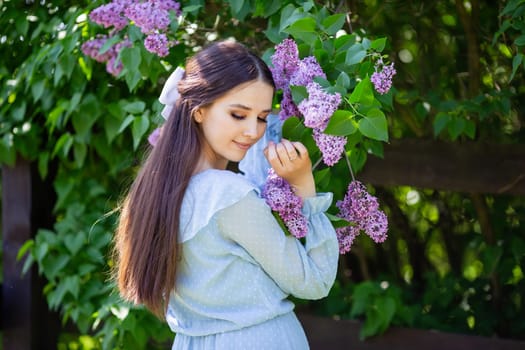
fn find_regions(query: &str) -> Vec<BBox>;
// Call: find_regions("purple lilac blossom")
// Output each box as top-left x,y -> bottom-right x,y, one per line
278,89 -> 301,121
336,226 -> 359,255
81,36 -> 130,77
364,210 -> 388,243
262,169 -> 308,239
106,56 -> 123,76
81,35 -> 114,63
144,33 -> 171,57
125,2 -> 171,34
289,56 -> 326,87
298,82 -> 342,130
312,129 -> 347,167
335,181 -> 388,253
150,0 -> 181,13
371,58 -> 396,94
270,38 -> 300,90
148,127 -> 162,146
89,1 -> 130,30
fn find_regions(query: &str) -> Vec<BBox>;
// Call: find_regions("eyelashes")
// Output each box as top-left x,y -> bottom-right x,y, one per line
231,113 -> 268,123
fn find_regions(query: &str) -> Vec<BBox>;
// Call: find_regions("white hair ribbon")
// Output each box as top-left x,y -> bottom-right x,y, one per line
159,66 -> 185,120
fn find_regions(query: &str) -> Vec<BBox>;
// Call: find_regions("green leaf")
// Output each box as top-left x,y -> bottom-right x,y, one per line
514,34 -> 525,46
482,245 -> 503,275
99,35 -> 121,55
464,119 -> 476,139
46,254 -> 70,281
64,232 -> 85,255
313,167 -> 331,187
118,115 -> 135,133
12,101 -> 27,122
279,4 -> 306,32
52,132 -> 73,158
324,110 -> 356,136
229,0 -> 245,16
510,53 -> 523,81
72,112 -> 95,141
358,109 -> 388,141
322,14 -> 346,35
371,37 -> 387,51
336,71 -> 350,89
182,4 -> 203,13
345,43 -> 366,66
349,77 -> 374,105
38,151 -> 49,179
132,115 -> 150,150
64,275 -> 81,299
123,101 -> 146,114
448,117 -> 465,140
0,134 -> 16,166
31,79 -> 46,102
17,240 -> 34,261
73,142 -> 87,168
284,17 -> 318,44
282,116 -> 306,141
16,15 -> 29,36
54,61 -> 64,86
125,69 -> 142,92
290,85 -> 308,105
325,213 -> 352,229
433,112 -> 450,137
348,147 -> 367,173
121,46 -> 142,72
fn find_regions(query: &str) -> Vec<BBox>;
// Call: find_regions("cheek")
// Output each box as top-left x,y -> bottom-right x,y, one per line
257,124 -> 267,139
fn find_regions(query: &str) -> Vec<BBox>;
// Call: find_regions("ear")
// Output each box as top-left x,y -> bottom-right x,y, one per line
194,108 -> 203,123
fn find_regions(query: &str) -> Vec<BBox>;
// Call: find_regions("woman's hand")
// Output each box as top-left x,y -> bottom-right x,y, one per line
264,139 -> 316,199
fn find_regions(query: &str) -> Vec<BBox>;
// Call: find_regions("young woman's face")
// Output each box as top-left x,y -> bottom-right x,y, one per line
195,79 -> 274,170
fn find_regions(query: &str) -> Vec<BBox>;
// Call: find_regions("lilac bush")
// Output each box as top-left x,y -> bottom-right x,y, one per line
268,37 -> 392,253
82,0 -> 181,75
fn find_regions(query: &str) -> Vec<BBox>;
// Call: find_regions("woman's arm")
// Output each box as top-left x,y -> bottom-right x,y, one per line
217,191 -> 339,299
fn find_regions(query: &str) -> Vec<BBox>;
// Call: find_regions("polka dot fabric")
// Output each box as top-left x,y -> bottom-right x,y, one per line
166,169 -> 339,349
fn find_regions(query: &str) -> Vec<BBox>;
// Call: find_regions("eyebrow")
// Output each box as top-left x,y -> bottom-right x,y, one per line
229,103 -> 272,113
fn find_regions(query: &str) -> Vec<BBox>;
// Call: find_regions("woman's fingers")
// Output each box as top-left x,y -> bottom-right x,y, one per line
281,139 -> 299,161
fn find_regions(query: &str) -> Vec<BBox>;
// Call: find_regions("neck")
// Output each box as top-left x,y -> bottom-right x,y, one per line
193,151 -> 228,175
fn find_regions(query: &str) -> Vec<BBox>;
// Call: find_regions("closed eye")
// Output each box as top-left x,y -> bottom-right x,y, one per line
231,113 -> 245,120
231,113 -> 268,123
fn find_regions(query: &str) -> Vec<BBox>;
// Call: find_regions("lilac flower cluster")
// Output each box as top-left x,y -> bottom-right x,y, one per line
370,58 -> 396,95
312,129 -> 347,167
270,39 -> 327,121
262,169 -> 308,239
81,36 -> 131,76
89,0 -> 132,31
298,82 -> 342,130
335,181 -> 388,254
84,0 -> 181,69
271,39 -> 345,166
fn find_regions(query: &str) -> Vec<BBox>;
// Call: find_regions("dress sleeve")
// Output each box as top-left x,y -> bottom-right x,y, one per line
216,191 -> 339,300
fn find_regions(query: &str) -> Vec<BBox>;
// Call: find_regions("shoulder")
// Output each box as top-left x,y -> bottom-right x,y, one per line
179,169 -> 259,242
189,169 -> 257,195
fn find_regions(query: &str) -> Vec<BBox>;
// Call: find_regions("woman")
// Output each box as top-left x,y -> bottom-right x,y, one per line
114,40 -> 339,349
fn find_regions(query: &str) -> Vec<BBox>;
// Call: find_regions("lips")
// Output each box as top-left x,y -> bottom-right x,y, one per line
233,141 -> 253,150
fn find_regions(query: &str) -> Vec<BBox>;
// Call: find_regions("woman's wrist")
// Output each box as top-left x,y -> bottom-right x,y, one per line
290,173 -> 316,199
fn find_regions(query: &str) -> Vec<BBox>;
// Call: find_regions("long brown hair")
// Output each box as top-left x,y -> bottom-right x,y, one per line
114,40 -> 275,318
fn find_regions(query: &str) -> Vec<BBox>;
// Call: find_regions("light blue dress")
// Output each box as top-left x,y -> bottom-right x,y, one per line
167,116 -> 339,349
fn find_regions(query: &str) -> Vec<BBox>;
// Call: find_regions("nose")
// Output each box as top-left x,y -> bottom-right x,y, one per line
243,118 -> 259,139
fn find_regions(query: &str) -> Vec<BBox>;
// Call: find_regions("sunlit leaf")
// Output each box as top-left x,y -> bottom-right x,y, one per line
358,108 -> 388,141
